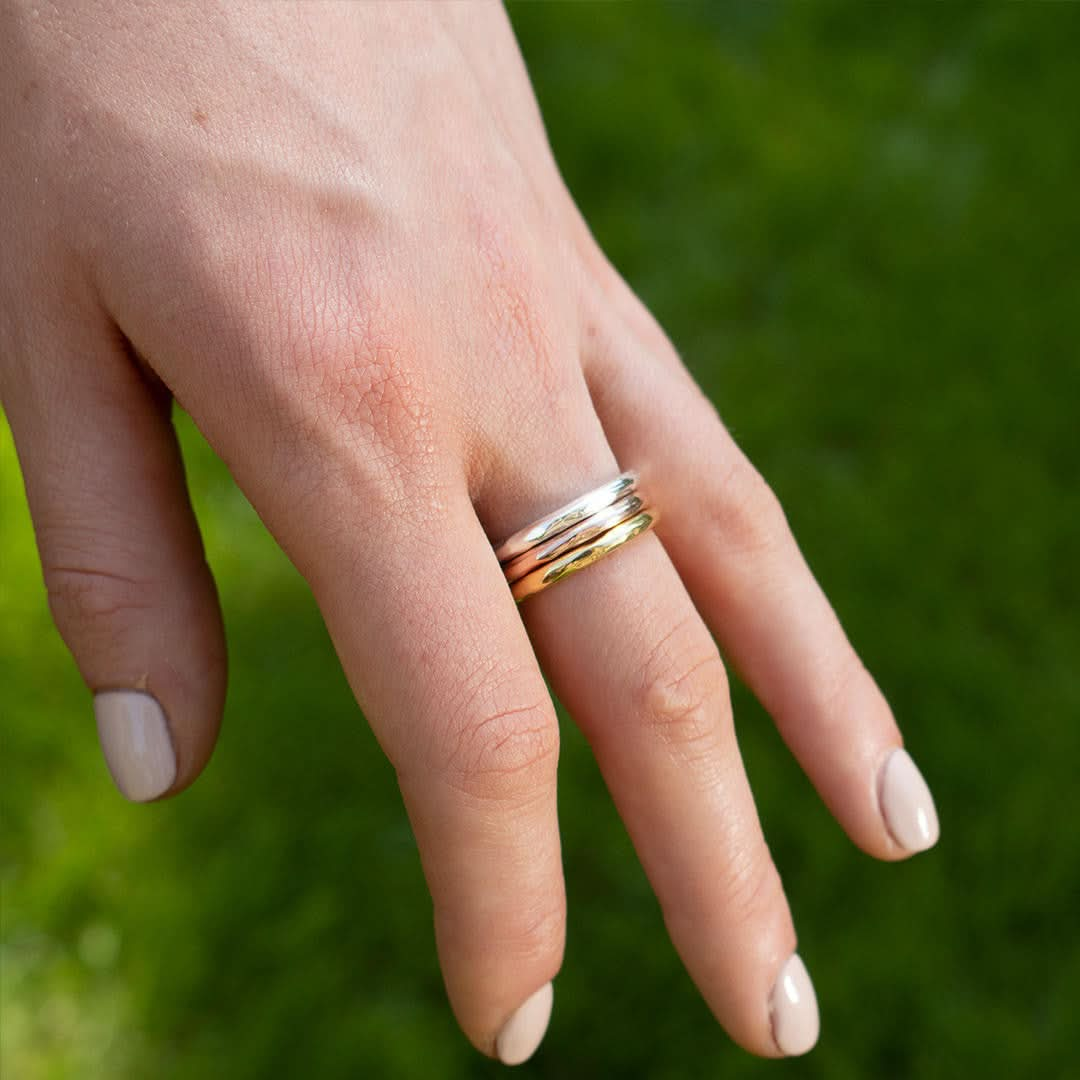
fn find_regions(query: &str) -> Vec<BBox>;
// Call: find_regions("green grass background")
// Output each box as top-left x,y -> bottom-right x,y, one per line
3,3 -> 1079,1077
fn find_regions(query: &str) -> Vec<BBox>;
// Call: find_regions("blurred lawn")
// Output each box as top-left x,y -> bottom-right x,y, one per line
3,3 -> 1079,1078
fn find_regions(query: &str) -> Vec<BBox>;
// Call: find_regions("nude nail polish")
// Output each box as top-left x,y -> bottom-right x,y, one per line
94,690 -> 176,803
879,748 -> 940,853
495,981 -> 554,1066
770,953 -> 819,1056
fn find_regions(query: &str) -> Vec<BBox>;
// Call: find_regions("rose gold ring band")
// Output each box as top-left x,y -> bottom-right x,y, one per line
495,472 -> 658,603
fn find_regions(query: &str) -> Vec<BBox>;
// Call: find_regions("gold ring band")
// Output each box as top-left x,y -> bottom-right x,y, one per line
509,508 -> 658,603
494,471 -> 657,603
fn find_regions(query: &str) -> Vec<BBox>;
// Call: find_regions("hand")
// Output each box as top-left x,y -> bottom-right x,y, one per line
0,1 -> 939,1064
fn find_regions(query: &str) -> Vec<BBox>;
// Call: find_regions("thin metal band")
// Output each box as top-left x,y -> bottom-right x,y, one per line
494,471 -> 638,564
510,508 -> 658,603
501,492 -> 645,585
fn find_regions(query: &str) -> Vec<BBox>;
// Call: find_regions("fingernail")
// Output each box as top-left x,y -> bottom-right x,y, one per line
878,748 -> 940,853
495,981 -> 554,1066
770,953 -> 819,1056
94,690 -> 177,803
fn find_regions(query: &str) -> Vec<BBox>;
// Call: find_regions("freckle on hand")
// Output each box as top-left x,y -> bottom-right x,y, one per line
192,107 -> 208,129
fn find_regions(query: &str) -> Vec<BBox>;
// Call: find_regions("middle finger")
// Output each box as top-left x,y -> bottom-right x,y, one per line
477,404 -> 819,1059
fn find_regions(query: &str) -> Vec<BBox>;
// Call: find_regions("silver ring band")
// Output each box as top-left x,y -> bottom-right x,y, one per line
494,471 -> 638,564
501,492 -> 645,585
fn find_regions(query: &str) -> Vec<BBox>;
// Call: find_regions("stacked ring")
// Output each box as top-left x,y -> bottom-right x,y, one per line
495,472 -> 659,603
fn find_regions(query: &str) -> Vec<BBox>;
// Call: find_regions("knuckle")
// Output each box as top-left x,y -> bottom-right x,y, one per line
636,614 -> 731,756
470,210 -> 571,399
441,692 -> 559,804
280,314 -> 439,469
498,899 -> 566,966
314,344 -> 435,462
209,228 -> 445,497
663,848 -> 784,949
489,264 -> 550,368
44,562 -> 155,637
716,849 -> 785,930
436,892 -> 565,975
265,320 -> 449,523
710,457 -> 790,558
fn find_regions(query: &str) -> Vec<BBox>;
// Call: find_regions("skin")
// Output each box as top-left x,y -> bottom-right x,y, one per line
0,0 -> 922,1062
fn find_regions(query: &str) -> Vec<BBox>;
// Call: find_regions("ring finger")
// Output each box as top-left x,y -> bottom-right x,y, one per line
475,387 -> 819,1058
